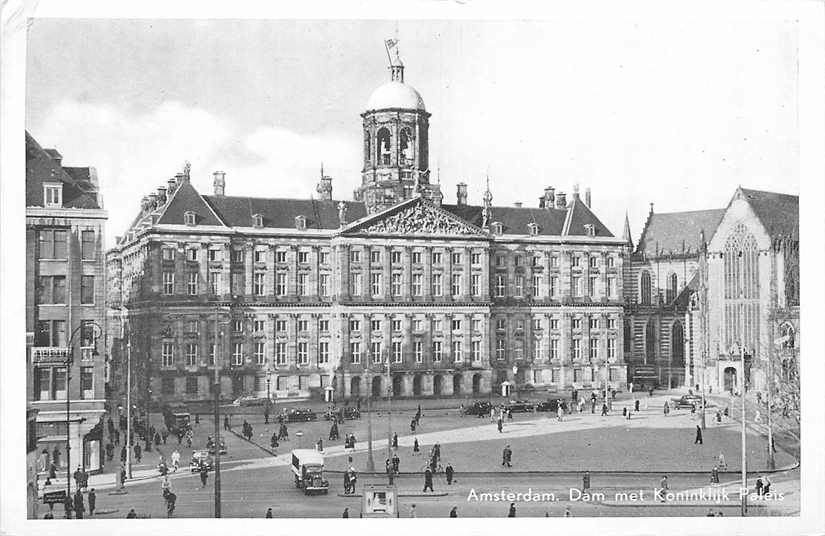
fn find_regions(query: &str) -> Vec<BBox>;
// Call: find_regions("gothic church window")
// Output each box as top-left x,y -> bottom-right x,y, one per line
671,321 -> 684,367
666,273 -> 678,303
640,270 -> 652,305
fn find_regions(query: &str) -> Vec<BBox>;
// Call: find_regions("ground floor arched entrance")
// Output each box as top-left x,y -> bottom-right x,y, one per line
472,373 -> 481,395
372,376 -> 381,397
413,374 -> 422,396
350,376 -> 361,397
723,367 -> 737,393
433,375 -> 443,396
453,374 -> 462,395
392,375 -> 402,397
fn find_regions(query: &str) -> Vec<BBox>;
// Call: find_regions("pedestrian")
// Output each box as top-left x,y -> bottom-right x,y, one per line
74,466 -> 82,490
317,438 -> 324,452
49,462 -> 57,479
718,452 -> 727,471
266,507 -> 273,518
73,489 -> 85,519
763,476 -> 771,495
450,506 -> 458,517
409,504 -> 417,518
497,417 -> 503,433
445,462 -> 454,485
126,508 -> 137,518
716,410 -> 722,425
582,471 -> 591,491
271,432 -> 279,450
601,403 -> 608,416
557,405 -> 564,422
659,476 -> 668,502
392,432 -> 398,449
507,503 -> 516,517
413,437 -> 420,455
622,407 -> 627,417
106,441 -> 114,462
423,468 -> 434,492
635,399 -> 640,412
695,425 -> 703,445
410,418 -> 416,433
154,431 -> 161,446
564,506 -> 571,517
53,446 -> 61,468
264,406 -> 270,425
164,489 -> 176,517
392,453 -> 400,474
171,449 -> 181,471
134,443 -> 142,463
710,466 -> 719,484
663,401 -> 669,416
120,463 -> 127,485
63,494 -> 73,519
224,415 -> 230,431
649,386 -> 654,397
755,476 -> 764,496
195,413 -> 200,425
200,464 -> 209,488
502,445 -> 512,468
342,507 -> 349,518
706,508 -> 715,517
88,488 -> 96,517
754,410 -> 762,424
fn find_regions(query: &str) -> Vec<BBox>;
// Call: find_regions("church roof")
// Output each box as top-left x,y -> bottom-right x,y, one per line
636,209 -> 725,257
25,131 -> 101,210
738,188 -> 798,240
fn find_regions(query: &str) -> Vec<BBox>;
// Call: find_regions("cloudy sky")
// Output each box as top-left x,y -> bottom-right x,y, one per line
26,18 -> 799,246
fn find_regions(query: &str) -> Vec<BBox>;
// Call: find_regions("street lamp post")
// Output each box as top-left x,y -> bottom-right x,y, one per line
512,364 -> 518,400
386,352 -> 392,481
213,309 -> 223,518
365,356 -> 375,472
740,342 -> 747,517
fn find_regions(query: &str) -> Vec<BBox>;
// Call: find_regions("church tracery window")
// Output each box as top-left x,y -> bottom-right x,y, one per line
640,270 -> 652,305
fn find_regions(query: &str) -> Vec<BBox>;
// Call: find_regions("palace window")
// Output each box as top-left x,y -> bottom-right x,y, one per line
550,317 -> 559,330
187,272 -> 198,295
276,342 -> 287,365
532,318 -> 542,331
432,274 -> 443,296
588,276 -> 598,297
496,318 -> 506,331
319,341 -> 329,364
186,343 -> 198,366
572,317 -> 582,330
515,275 -> 524,297
533,340 -> 543,360
393,341 -> 403,363
590,338 -> 599,360
162,247 -> 175,261
371,342 -> 382,363
186,376 -> 198,395
253,320 -> 265,333
472,318 -> 481,332
471,274 -> 481,297
391,251 -> 402,264
370,319 -> 381,332
297,342 -> 308,365
471,252 -> 481,265
349,319 -> 361,332
572,276 -> 582,297
496,339 -> 506,360
161,343 -> 174,367
666,273 -> 678,303
412,251 -> 422,264
370,250 -> 381,264
589,256 -> 598,269
162,271 -> 174,296
432,251 -> 442,264
254,273 -> 265,296
550,276 -> 558,297
495,275 -> 506,297
413,318 -> 423,331
254,342 -> 265,365
513,340 -> 523,360
550,339 -> 559,359
276,273 -> 287,296
208,249 -> 222,262
451,318 -> 462,331
451,252 -> 462,265
392,319 -> 402,332
350,250 -> 361,263
471,341 -> 481,362
319,319 -> 329,332
319,250 -> 330,265
451,274 -> 461,297
377,127 -> 391,165
415,341 -> 423,363
184,211 -> 196,226
231,249 -> 244,263
320,273 -> 330,297
433,341 -> 442,362
433,318 -> 443,332
298,273 -> 309,296
550,256 -> 559,268
350,273 -> 362,295
590,317 -> 599,330
391,273 -> 402,296
297,319 -> 308,332
276,250 -> 287,263
607,256 -> 615,268
571,256 -> 580,268
532,275 -> 542,298
350,342 -> 361,364
607,276 -> 616,298
81,230 -> 96,260
371,273 -> 382,296
573,339 -> 581,360
452,341 -> 463,363
412,273 -> 423,296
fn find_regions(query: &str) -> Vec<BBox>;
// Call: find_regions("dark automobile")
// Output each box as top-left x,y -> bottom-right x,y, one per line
505,400 -> 535,413
285,408 -> 318,422
206,436 -> 227,455
535,399 -> 569,413
324,407 -> 360,421
190,450 -> 214,472
671,395 -> 711,409
462,401 -> 493,416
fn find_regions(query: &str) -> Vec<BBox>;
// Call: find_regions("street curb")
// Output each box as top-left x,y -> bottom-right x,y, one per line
336,492 -> 449,498
227,428 -> 281,458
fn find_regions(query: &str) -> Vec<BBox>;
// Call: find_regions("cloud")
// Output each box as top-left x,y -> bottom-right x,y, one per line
33,100 -> 359,246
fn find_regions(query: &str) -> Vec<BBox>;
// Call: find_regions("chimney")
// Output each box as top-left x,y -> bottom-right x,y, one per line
555,192 -> 567,208
585,187 -> 591,208
213,171 -> 226,196
572,183 -> 581,200
167,178 -> 177,196
513,201 -> 523,208
316,176 -> 333,200
539,196 -> 545,209
456,183 -> 468,206
544,186 -> 555,210
157,186 -> 167,205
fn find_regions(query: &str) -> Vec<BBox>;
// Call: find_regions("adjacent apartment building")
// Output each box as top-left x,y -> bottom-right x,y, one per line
26,132 -> 108,475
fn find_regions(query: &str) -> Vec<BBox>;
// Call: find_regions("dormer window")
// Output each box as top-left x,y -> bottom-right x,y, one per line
44,183 -> 62,207
252,214 -> 264,228
491,222 -> 504,235
184,211 -> 197,226
295,215 -> 306,231
583,224 -> 595,237
527,222 -> 540,236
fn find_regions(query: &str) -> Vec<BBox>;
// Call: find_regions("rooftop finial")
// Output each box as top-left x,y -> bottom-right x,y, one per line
320,161 -> 324,178
385,36 -> 404,82
183,160 -> 191,179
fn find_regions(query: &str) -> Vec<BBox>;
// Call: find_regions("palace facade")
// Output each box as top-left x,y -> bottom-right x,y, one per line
106,58 -> 630,406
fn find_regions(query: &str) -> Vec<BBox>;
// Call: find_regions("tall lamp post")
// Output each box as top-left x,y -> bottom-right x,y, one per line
512,364 -> 518,400
739,342 -> 747,517
64,321 -> 102,500
212,308 -> 225,518
386,351 -> 392,480
365,352 -> 375,472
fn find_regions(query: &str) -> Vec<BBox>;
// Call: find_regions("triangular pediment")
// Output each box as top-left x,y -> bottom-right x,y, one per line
342,197 -> 487,237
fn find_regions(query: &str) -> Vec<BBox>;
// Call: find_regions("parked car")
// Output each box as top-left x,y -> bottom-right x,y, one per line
535,399 -> 569,413
285,408 -> 318,422
462,401 -> 493,416
190,450 -> 213,472
671,395 -> 711,409
324,406 -> 360,421
206,436 -> 227,455
232,395 -> 268,407
506,400 -> 535,413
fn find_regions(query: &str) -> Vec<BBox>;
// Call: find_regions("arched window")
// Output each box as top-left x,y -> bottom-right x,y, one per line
400,128 -> 413,164
645,318 -> 656,363
723,224 -> 760,351
671,321 -> 684,367
377,128 -> 391,165
623,320 -> 632,353
666,273 -> 678,303
364,131 -> 371,165
640,271 -> 652,305
780,323 -> 795,349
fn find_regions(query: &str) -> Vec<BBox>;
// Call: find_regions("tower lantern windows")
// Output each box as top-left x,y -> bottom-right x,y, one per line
377,127 -> 392,165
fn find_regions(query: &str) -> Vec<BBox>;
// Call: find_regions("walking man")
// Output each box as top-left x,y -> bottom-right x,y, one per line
695,425 -> 703,445
392,432 -> 398,449
507,503 -> 516,517
88,488 -> 96,517
710,465 -> 719,484
635,399 -> 640,412
601,403 -> 608,416
73,489 -> 85,519
497,416 -> 503,433
445,462 -> 454,485
134,443 -> 142,463
200,463 -> 209,488
659,476 -> 669,502
502,445 -> 512,468
450,506 -> 458,517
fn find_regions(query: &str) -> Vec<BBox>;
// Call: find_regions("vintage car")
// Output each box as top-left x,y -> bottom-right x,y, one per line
231,395 -> 269,407
206,436 -> 227,455
535,399 -> 569,413
290,449 -> 329,495
284,408 -> 318,422
324,406 -> 360,421
505,400 -> 536,413
671,395 -> 711,409
462,401 -> 493,416
190,450 -> 214,472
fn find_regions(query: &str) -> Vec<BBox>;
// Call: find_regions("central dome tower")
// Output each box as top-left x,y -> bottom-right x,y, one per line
355,40 -> 440,214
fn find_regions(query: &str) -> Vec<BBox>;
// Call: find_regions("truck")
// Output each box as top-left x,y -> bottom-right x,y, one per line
290,449 -> 329,495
